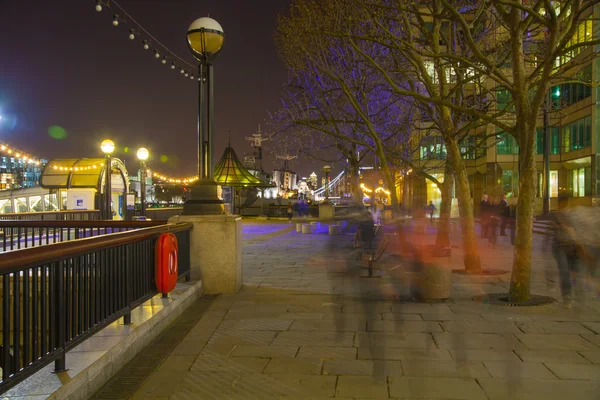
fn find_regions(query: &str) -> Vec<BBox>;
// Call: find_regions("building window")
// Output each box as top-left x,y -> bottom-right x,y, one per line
550,171 -> 558,197
502,169 -> 519,197
563,116 -> 592,152
572,167 -> 590,197
497,132 -> 518,155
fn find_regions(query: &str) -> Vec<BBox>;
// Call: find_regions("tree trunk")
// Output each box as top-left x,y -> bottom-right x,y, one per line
380,157 -> 400,217
436,162 -> 454,248
350,160 -> 363,207
402,171 -> 409,216
509,132 -> 536,302
446,138 -> 482,273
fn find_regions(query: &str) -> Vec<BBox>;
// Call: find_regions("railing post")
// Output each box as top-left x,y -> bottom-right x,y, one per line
123,244 -> 132,325
53,261 -> 68,372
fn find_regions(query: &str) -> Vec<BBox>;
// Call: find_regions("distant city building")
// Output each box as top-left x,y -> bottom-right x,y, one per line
309,172 -> 318,189
0,151 -> 47,190
297,178 -> 310,199
273,169 -> 297,197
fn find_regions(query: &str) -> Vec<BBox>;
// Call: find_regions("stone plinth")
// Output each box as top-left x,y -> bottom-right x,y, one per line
319,203 -> 335,220
329,225 -> 341,235
302,224 -> 313,234
169,215 -> 242,294
296,223 -> 303,232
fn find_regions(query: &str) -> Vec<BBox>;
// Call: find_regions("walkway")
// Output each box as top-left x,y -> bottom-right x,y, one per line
96,220 -> 600,400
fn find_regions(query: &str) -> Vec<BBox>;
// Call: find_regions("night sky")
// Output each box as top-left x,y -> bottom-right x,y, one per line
0,0 -> 321,179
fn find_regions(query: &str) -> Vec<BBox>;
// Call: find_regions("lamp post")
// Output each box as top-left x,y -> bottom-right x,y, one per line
137,147 -> 149,216
323,165 -> 331,202
101,139 -> 115,220
183,17 -> 226,215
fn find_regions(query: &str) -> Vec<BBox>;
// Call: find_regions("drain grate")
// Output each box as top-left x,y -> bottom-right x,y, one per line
473,292 -> 555,307
89,296 -> 215,400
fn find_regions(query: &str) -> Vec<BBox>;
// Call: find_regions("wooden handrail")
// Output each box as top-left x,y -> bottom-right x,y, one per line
0,222 -> 193,274
0,210 -> 100,217
0,220 -> 166,228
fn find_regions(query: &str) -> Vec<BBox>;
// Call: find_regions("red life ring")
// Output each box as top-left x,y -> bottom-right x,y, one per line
155,233 -> 179,294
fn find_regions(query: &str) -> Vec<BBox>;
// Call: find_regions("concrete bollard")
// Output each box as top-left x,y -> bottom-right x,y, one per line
302,224 -> 313,234
328,224 -> 341,235
296,223 -> 303,232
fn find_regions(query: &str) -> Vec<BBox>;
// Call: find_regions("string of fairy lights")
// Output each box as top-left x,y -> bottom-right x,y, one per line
0,142 -> 43,166
94,0 -> 200,82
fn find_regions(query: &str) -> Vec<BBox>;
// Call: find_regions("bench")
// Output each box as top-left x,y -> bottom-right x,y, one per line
353,223 -> 380,249
356,227 -> 389,278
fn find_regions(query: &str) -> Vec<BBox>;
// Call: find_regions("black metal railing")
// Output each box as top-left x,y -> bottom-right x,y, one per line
0,222 -> 192,393
0,220 -> 167,252
0,210 -> 101,221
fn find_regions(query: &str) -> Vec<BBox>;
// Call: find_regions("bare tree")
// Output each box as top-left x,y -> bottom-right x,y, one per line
333,0 -> 600,300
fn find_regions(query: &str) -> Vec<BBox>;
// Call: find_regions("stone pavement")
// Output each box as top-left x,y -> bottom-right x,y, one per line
115,221 -> 600,399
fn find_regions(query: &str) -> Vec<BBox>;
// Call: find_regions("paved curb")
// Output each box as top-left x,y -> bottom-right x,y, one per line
47,280 -> 203,400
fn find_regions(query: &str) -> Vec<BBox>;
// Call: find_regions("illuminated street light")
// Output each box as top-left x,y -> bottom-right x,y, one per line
183,17 -> 225,215
137,147 -> 149,216
101,139 -> 115,219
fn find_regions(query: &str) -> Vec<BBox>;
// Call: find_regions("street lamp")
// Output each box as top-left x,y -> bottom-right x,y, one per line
183,17 -> 226,215
101,139 -> 115,219
137,147 -> 149,216
323,165 -> 331,202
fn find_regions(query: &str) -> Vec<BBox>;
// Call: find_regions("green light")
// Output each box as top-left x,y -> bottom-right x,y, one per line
123,147 -> 130,153
160,155 -> 169,163
48,125 -> 67,140
554,88 -> 560,97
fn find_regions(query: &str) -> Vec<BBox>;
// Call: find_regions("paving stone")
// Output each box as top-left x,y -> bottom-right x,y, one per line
579,351 -> 600,363
450,349 -> 519,362
388,377 -> 487,399
420,313 -> 483,321
478,377 -> 600,400
480,313 -> 534,322
271,331 -> 355,347
190,355 -> 269,373
208,328 -> 278,347
516,321 -> 593,334
133,355 -> 195,399
296,346 -> 357,360
581,333 -> 600,348
483,361 -> 556,379
582,322 -> 600,334
341,303 -> 393,313
367,320 -> 442,332
218,318 -> 293,331
516,333 -> 600,350
441,321 -> 521,333
381,312 -> 425,321
358,347 -> 452,361
355,332 -> 434,348
336,375 -> 388,398
433,333 -> 526,350
264,357 -> 323,374
515,349 -> 591,364
230,345 -> 298,358
390,303 -> 452,314
289,319 -> 366,332
323,359 -> 403,376
287,305 -> 343,313
178,372 -> 337,398
544,362 -> 600,379
277,313 -> 325,320
402,360 -> 490,378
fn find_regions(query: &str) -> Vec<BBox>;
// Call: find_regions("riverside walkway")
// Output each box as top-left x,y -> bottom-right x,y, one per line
92,220 -> 600,400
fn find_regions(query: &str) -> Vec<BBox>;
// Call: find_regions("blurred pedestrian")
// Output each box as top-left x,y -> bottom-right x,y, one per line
499,194 -> 509,236
427,200 -> 436,222
480,194 -> 490,238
